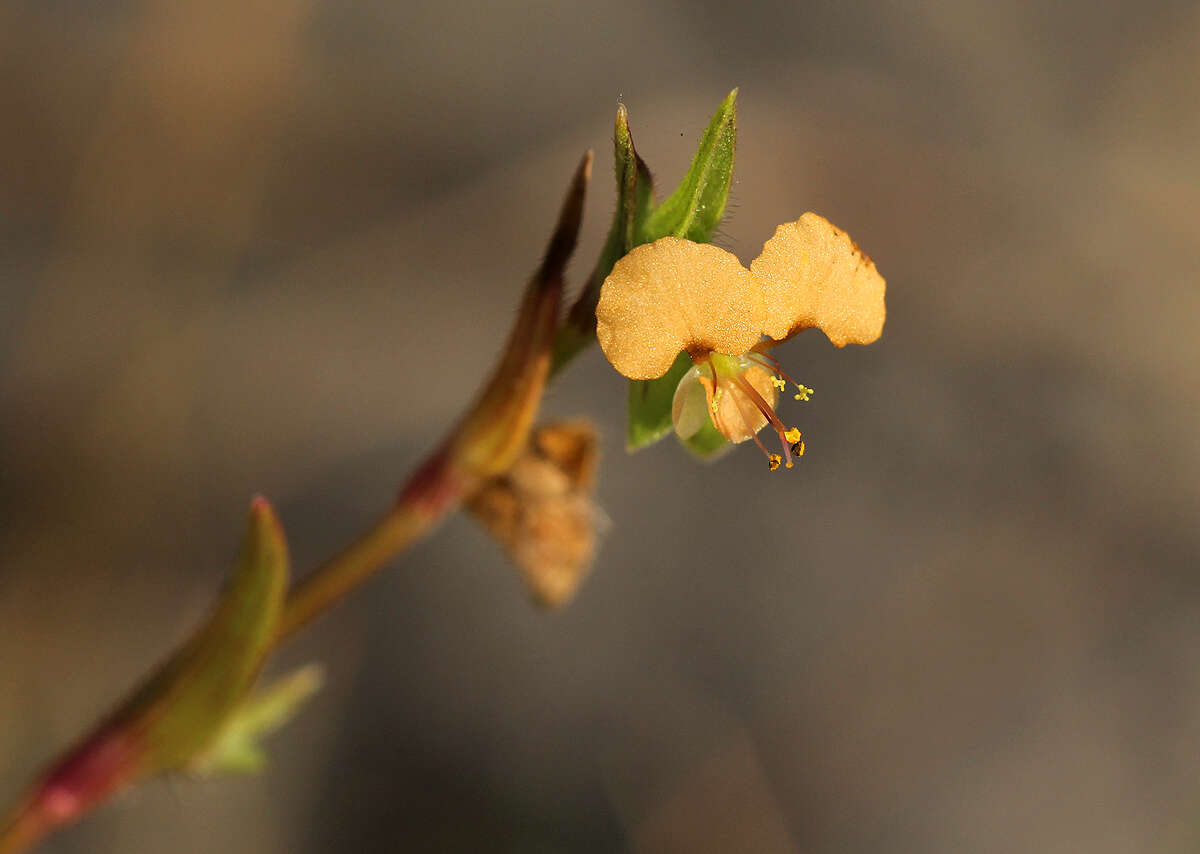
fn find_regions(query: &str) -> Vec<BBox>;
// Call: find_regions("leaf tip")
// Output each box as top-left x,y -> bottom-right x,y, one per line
248,494 -> 272,519
246,496 -> 287,560
615,102 -> 630,136
715,88 -> 738,133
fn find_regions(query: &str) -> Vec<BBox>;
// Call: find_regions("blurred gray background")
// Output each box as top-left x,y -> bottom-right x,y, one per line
2,0 -> 1199,851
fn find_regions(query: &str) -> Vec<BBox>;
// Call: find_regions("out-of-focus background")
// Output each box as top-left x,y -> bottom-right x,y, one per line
2,1 -> 1199,851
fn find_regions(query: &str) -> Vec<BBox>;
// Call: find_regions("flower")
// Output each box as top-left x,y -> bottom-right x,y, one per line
596,212 -> 885,469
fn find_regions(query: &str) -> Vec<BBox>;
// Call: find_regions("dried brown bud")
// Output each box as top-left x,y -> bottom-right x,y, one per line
466,421 -> 601,608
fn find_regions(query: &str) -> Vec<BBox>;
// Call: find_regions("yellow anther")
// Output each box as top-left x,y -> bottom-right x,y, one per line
793,384 -> 814,402
784,427 -> 802,443
710,387 -> 724,415
794,440 -> 806,456
767,454 -> 782,471
770,376 -> 787,391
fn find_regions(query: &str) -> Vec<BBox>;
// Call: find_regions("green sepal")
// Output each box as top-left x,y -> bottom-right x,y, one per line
638,88 -> 737,244
626,351 -> 692,451
677,416 -> 732,460
189,664 -> 324,776
552,104 -> 655,373
611,103 -> 656,255
626,89 -> 739,451
135,497 -> 290,773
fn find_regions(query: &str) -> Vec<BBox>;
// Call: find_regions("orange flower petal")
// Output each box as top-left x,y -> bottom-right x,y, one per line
750,213 -> 886,346
698,364 -> 779,443
596,237 -> 764,379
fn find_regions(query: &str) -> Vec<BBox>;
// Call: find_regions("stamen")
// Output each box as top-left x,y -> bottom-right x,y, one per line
713,363 -> 780,469
749,351 -> 798,387
750,430 -> 770,457
705,355 -> 724,418
702,353 -> 807,471
732,372 -> 799,469
749,352 -> 815,402
748,415 -> 784,471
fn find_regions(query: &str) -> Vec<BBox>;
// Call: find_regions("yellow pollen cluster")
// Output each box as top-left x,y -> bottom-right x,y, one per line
710,386 -> 724,416
793,384 -> 814,402
767,454 -> 782,471
769,376 -> 787,391
784,427 -> 802,443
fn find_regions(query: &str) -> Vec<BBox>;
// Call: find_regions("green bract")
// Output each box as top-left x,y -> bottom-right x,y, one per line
190,664 -> 324,776
139,497 -> 289,772
626,351 -> 692,451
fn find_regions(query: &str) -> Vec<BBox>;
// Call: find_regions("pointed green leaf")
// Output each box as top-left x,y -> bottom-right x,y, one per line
626,90 -> 739,451
677,416 -> 732,460
639,88 -> 737,244
611,103 -> 657,255
0,499 -> 289,853
189,664 -> 324,776
137,497 -> 290,772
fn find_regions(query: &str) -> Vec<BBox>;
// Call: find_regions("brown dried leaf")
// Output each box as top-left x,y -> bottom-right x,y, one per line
466,421 -> 601,608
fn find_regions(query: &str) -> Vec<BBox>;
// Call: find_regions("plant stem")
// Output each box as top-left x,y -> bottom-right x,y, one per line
273,503 -> 433,643
273,151 -> 593,644
272,444 -> 469,643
